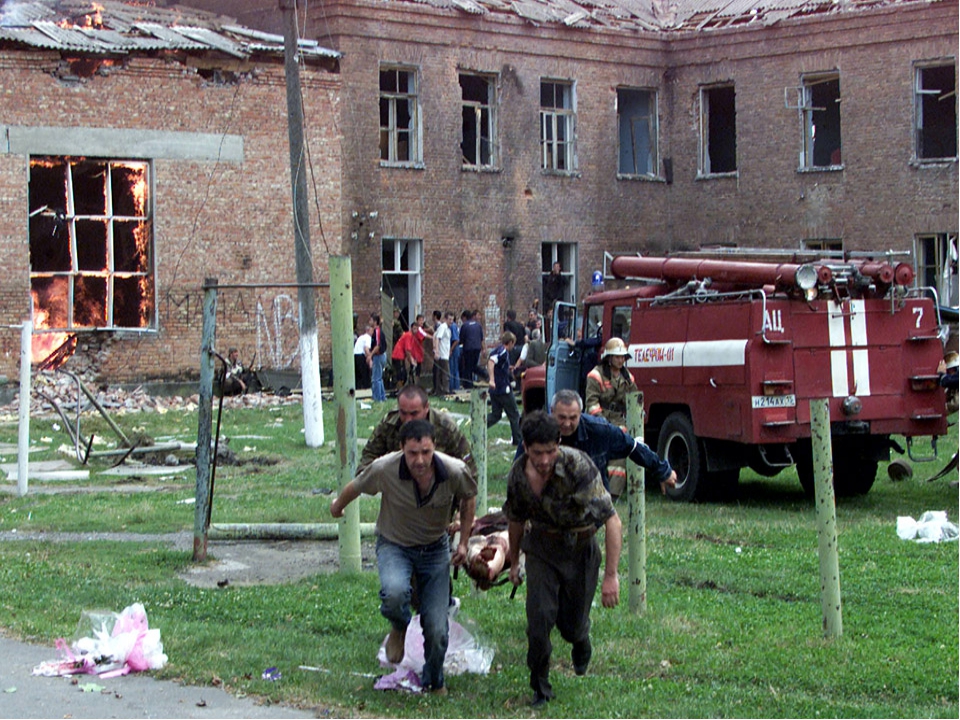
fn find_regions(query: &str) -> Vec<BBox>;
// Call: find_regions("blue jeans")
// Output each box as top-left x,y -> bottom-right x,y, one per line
376,536 -> 451,690
449,346 -> 461,391
371,354 -> 386,402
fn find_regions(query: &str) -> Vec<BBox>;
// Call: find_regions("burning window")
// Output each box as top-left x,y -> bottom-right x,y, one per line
29,157 -> 155,348
915,63 -> 957,161
700,84 -> 737,175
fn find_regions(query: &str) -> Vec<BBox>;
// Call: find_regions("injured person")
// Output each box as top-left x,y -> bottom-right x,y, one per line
457,512 -> 523,591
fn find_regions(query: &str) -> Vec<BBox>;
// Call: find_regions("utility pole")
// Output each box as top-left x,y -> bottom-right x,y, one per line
281,0 -> 323,447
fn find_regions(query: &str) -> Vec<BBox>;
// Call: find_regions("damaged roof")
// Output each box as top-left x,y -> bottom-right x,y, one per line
389,0 -> 944,32
0,0 -> 340,60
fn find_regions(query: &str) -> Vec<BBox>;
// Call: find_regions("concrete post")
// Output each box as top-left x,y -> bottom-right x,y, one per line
471,388 -> 488,517
193,279 -> 217,562
281,0 -> 323,448
810,398 -> 843,638
626,391 -> 647,614
330,256 -> 361,573
17,320 -> 32,497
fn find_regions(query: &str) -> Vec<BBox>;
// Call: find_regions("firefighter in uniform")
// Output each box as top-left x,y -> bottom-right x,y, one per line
584,338 -> 637,498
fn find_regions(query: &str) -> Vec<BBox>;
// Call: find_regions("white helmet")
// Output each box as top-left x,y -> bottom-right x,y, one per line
601,337 -> 630,360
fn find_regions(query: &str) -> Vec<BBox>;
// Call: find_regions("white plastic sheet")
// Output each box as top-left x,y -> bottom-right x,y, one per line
896,511 -> 959,543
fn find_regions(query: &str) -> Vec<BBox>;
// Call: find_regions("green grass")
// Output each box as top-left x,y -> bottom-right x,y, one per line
0,397 -> 957,717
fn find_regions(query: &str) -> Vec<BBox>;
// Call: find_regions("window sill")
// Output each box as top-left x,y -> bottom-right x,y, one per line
617,173 -> 664,182
461,165 -> 502,174
910,157 -> 957,168
540,169 -> 581,179
379,162 -> 425,170
695,171 -> 739,180
797,165 -> 843,173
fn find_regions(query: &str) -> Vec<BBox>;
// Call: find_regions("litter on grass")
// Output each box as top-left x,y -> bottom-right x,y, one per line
31,603 -> 167,678
896,511 -> 959,543
373,610 -> 494,693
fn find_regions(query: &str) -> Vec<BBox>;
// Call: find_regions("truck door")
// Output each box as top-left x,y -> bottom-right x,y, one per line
546,301 -> 579,405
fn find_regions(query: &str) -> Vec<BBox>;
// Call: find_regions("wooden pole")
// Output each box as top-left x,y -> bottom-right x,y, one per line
626,391 -> 647,614
810,398 -> 843,638
471,388 -> 488,516
330,256 -> 362,573
193,279 -> 218,562
281,0 -> 324,448
17,320 -> 31,497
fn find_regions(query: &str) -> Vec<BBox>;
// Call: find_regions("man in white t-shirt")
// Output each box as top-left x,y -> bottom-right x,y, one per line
433,312 -> 453,396
354,323 -> 373,390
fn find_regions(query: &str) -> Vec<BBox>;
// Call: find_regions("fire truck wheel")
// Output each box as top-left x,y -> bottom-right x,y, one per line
657,412 -> 702,502
795,439 -> 878,497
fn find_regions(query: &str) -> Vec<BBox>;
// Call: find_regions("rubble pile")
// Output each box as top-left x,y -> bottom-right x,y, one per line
0,372 -> 304,420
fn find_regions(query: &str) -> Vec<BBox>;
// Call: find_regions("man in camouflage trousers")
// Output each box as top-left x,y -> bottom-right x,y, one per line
359,384 -> 475,477
505,411 -> 622,708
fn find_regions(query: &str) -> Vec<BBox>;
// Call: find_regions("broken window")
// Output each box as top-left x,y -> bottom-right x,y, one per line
700,84 -> 737,175
542,242 -> 577,305
380,66 -> 420,165
800,74 -> 842,169
915,63 -> 957,161
915,233 -> 958,308
381,238 -> 423,329
617,87 -> 658,177
540,80 -> 577,172
29,157 -> 155,334
460,72 -> 498,169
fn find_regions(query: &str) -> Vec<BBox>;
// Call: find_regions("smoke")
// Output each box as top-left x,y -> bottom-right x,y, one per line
0,1 -> 38,28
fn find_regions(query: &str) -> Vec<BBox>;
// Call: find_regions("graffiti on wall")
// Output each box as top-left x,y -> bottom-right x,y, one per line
161,289 -> 327,370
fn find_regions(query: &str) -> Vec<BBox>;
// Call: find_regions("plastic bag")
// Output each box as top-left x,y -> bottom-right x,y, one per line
373,611 -> 495,691
32,603 -> 167,677
896,511 -> 959,543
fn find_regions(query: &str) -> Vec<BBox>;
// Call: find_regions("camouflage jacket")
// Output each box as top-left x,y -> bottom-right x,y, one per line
358,407 -> 476,478
504,446 -> 615,531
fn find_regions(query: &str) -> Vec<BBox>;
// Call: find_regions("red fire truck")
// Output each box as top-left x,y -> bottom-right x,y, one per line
522,254 -> 950,501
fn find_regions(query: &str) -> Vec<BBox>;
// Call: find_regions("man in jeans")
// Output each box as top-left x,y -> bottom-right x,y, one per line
330,420 -> 476,693
486,331 -> 522,445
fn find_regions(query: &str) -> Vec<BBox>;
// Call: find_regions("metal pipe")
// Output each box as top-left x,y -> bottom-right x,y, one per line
611,256 -> 817,290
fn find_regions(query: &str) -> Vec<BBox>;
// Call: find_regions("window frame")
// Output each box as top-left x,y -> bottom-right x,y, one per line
799,72 -> 843,171
381,237 -> 423,325
699,83 -> 738,177
915,233 -> 958,308
914,60 -> 958,163
540,79 -> 578,174
616,86 -> 659,179
29,155 -> 157,334
541,241 -> 578,305
460,70 -> 499,171
379,64 -> 422,167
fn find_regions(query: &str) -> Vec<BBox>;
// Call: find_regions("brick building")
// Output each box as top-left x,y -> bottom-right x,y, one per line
188,0 -> 957,341
0,1 -> 340,382
1,0 -> 956,384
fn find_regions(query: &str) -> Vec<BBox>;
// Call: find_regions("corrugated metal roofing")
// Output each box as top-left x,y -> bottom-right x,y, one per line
380,0 -> 942,32
0,0 -> 340,59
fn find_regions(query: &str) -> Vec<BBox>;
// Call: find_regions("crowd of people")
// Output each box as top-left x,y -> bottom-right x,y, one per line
351,300 -> 554,403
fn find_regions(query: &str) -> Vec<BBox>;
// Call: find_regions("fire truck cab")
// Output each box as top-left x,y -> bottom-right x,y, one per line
521,254 -> 950,501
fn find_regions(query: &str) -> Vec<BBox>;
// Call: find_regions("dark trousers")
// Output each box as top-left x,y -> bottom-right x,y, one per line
463,349 -> 481,388
487,390 -> 522,444
434,358 -> 450,395
522,529 -> 601,700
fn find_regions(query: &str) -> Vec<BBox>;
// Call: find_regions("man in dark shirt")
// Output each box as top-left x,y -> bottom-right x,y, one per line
505,411 -> 620,707
486,331 -> 522,445
459,310 -> 484,389
504,309 -> 527,365
548,389 -> 676,494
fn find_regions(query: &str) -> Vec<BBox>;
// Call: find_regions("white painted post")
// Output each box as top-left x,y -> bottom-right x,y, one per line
810,398 -> 843,638
17,321 -> 32,497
